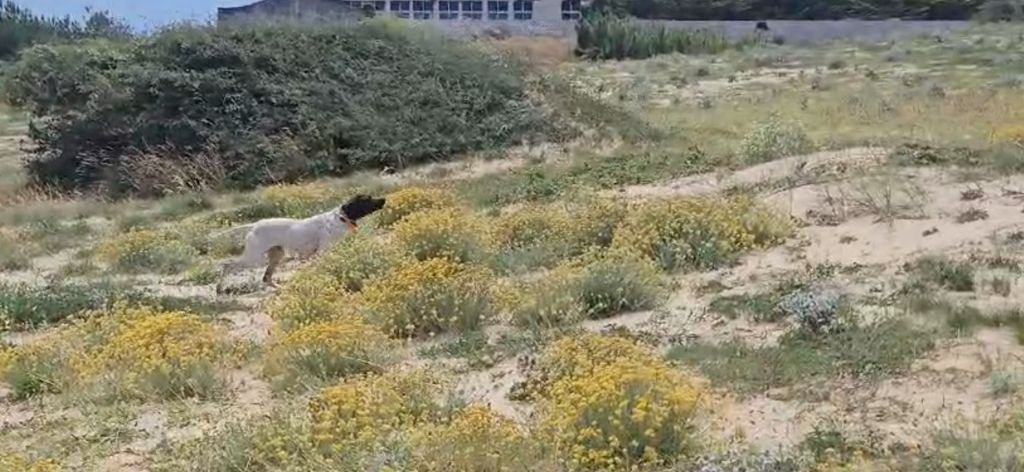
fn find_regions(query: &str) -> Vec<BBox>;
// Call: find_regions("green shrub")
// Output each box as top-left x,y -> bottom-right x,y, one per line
0,231 -> 31,271
21,217 -> 93,252
94,229 -> 198,274
5,19 -> 553,195
738,115 -> 814,164
0,280 -> 135,327
505,250 -> 663,327
668,318 -> 936,394
576,11 -> 731,60
976,0 -> 1024,21
905,256 -> 976,292
0,280 -> 242,328
0,1 -> 131,61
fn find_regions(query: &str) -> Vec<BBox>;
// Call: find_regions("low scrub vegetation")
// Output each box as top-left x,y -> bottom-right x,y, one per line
360,258 -> 497,338
668,317 -> 936,395
504,250 -> 664,328
0,280 -> 240,328
611,195 -> 792,271
263,316 -> 397,390
4,19 -> 563,195
0,303 -> 230,400
576,12 -> 731,60
94,228 -> 199,274
738,115 -> 815,164
0,1 -> 131,61
375,186 -> 462,228
71,305 -> 229,401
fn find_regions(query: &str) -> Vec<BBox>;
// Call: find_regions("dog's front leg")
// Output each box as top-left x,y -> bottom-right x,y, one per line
216,259 -> 239,295
262,246 -> 287,287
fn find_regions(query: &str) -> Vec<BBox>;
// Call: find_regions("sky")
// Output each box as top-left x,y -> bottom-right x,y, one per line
28,0 -> 256,32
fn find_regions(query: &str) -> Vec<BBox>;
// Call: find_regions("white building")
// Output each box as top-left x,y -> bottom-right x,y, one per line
218,0 -> 583,23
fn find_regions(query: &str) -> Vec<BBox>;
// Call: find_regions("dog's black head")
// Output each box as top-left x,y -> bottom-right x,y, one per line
339,194 -> 386,222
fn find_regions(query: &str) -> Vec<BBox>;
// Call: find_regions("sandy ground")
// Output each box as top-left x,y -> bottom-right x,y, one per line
4,145 -> 1024,467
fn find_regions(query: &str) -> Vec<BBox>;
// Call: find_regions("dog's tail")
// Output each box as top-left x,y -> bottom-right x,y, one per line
210,223 -> 256,241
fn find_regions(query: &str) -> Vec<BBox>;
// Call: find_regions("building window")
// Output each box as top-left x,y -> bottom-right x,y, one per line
487,0 -> 508,19
390,0 -> 411,17
512,0 -> 532,19
412,0 -> 433,18
438,0 -> 460,19
461,0 -> 483,19
561,0 -> 580,19
338,1 -> 384,12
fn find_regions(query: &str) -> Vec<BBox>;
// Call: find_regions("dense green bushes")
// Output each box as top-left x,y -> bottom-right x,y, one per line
576,12 -> 732,60
4,19 -> 558,196
0,1 -> 130,61
590,0 -> 985,20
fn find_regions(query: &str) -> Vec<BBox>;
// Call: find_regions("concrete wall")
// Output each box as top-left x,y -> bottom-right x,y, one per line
219,2 -> 975,45
423,19 -> 974,43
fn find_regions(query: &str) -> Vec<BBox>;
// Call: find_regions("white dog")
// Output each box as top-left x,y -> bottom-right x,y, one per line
215,194 -> 387,291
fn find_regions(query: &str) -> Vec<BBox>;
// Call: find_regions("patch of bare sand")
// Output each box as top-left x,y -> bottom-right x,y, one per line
613,147 -> 888,200
619,147 -> 1024,279
710,327 -> 1024,452
97,369 -> 272,471
580,300 -> 787,351
220,310 -> 272,343
453,358 -> 532,423
765,168 -> 1024,268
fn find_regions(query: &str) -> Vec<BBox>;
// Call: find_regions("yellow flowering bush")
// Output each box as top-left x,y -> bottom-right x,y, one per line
71,304 -> 227,400
376,186 -> 461,227
0,453 -> 60,472
540,358 -> 703,470
506,250 -> 663,327
491,204 -> 576,251
490,198 -> 629,273
392,207 -> 492,264
245,411 -> 318,469
504,272 -> 586,329
94,228 -> 199,274
0,314 -> 116,399
565,196 -> 630,250
0,340 -> 67,399
991,124 -> 1024,145
521,333 -> 658,401
263,269 -> 355,332
257,182 -> 338,218
490,203 -> 578,272
309,369 -> 445,450
264,317 -> 397,388
611,195 -> 791,271
160,407 -> 320,471
360,258 -> 497,338
408,405 -> 544,472
310,233 -> 411,292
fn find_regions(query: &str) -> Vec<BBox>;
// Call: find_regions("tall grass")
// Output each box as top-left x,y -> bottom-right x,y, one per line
575,12 -> 731,60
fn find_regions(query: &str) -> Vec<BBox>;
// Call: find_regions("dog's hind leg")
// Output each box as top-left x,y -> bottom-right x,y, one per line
217,234 -> 270,294
262,246 -> 286,286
